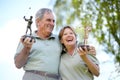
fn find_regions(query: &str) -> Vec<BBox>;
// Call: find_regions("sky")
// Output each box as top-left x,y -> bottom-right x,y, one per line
0,0 -> 118,80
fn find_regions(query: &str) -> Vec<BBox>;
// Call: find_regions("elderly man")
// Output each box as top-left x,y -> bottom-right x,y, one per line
14,8 -> 62,80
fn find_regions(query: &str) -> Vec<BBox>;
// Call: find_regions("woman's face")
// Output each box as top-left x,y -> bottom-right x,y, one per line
61,28 -> 77,47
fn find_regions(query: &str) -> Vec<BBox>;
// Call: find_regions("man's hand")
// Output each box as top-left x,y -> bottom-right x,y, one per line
21,36 -> 35,48
88,46 -> 96,56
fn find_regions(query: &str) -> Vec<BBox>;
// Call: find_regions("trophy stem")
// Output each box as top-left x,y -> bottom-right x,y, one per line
84,39 -> 87,45
84,26 -> 91,45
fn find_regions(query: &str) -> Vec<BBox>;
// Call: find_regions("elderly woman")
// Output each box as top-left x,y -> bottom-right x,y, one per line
58,26 -> 100,80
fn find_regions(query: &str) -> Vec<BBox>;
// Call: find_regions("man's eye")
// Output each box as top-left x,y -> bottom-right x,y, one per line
47,19 -> 51,21
53,20 -> 55,23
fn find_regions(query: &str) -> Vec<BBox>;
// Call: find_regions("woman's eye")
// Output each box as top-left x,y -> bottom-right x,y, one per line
63,33 -> 67,35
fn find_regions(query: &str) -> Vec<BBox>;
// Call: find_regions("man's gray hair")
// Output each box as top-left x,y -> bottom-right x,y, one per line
35,8 -> 53,20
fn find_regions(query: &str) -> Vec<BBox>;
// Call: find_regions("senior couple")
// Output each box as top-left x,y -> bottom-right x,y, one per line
14,8 -> 100,80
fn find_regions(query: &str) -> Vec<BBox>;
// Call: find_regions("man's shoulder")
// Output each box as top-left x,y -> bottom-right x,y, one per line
51,33 -> 58,38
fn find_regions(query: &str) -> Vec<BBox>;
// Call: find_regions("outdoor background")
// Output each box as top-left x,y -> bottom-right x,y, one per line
0,0 -> 119,80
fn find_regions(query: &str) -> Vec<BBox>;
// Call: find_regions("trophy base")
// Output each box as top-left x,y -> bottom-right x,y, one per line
22,35 -> 35,42
78,44 -> 90,51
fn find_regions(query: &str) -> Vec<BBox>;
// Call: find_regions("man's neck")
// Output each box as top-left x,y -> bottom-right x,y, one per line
36,31 -> 51,40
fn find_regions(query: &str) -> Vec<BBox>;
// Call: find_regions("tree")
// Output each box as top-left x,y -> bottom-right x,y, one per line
53,0 -> 120,63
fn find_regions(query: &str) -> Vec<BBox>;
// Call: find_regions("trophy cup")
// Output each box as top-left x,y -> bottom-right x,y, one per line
78,26 -> 92,51
23,16 -> 35,42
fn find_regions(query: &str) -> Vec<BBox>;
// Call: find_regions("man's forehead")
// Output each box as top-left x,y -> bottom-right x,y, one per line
43,12 -> 55,19
44,12 -> 54,16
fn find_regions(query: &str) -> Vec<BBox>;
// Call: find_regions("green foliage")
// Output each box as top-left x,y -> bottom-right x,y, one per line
54,0 -> 120,63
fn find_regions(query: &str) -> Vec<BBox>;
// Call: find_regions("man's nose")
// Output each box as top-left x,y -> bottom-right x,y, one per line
50,21 -> 54,26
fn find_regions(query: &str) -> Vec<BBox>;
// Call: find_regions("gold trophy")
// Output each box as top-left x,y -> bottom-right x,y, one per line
78,26 -> 92,51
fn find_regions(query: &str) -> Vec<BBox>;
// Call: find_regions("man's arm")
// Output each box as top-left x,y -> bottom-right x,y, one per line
14,37 -> 34,69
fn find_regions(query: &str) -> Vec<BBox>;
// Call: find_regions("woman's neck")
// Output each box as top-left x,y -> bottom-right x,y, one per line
66,45 -> 76,55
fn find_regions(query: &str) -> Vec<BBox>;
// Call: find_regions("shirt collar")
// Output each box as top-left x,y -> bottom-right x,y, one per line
32,30 -> 55,40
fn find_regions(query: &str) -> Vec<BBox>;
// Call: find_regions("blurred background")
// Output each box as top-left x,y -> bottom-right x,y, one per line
0,0 -> 119,80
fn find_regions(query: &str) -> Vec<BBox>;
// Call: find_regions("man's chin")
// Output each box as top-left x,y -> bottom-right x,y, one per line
46,31 -> 52,35
48,30 -> 52,33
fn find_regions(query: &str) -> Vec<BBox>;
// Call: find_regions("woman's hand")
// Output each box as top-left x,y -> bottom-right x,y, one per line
77,45 -> 96,56
77,46 -> 88,58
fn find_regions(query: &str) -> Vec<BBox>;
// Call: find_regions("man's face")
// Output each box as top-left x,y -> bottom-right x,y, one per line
37,12 -> 55,36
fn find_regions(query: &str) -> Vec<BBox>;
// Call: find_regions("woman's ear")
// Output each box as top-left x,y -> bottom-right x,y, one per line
60,39 -> 64,44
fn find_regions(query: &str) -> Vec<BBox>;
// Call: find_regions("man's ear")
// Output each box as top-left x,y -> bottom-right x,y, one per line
36,18 -> 41,26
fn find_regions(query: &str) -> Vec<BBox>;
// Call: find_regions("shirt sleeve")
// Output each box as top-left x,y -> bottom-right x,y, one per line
14,42 -> 24,59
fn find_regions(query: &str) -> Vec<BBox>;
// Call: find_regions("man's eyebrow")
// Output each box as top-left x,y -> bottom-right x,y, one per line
47,19 -> 55,22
